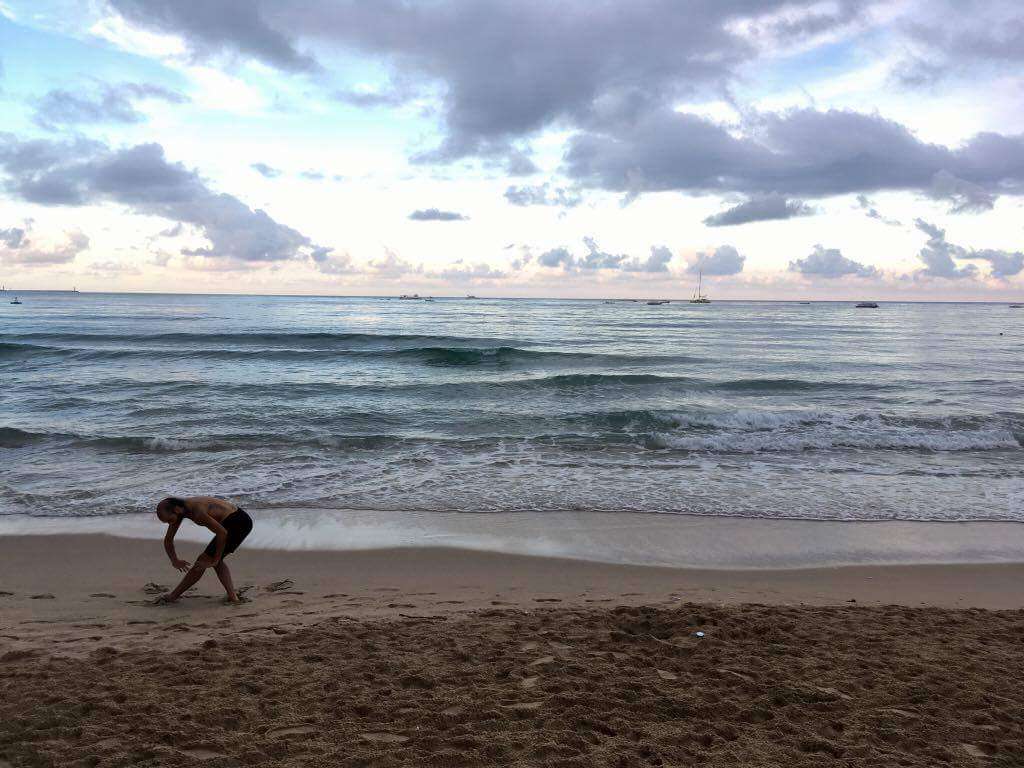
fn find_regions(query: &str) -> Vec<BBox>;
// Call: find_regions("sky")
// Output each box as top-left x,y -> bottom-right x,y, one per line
0,0 -> 1022,300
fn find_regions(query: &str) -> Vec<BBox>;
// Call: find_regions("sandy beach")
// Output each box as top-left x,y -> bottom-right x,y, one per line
2,532 -> 1024,766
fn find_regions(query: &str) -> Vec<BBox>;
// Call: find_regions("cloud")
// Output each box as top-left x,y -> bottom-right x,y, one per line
437,261 -> 506,280
703,195 -> 814,227
299,170 -> 326,181
1,229 -> 89,266
33,82 -> 187,130
789,245 -> 879,278
0,134 -> 323,263
855,194 -> 901,226
309,245 -> 356,275
108,0 -> 319,72
688,245 -> 745,275
504,183 -> 583,208
251,162 -> 282,178
367,249 -> 423,278
565,107 -> 1024,204
914,218 -> 1021,279
538,239 -> 672,273
927,170 -> 996,214
408,208 -> 468,221
895,3 -> 1024,87
105,1 -> 868,166
623,245 -> 673,273
0,226 -> 27,249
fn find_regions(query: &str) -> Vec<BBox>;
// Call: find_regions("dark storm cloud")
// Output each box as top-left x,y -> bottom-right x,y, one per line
565,107 -> 1024,204
107,1 -> 868,164
703,195 -> 814,227
928,170 -> 996,213
914,218 -> 1022,279
895,2 -> 1024,86
0,133 -> 322,263
504,183 -> 583,208
108,0 -> 319,72
688,245 -> 745,275
33,82 -> 187,130
789,245 -> 879,278
408,208 -> 467,221
251,162 -> 282,178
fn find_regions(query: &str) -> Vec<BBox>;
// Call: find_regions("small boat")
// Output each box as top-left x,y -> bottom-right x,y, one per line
1010,304 -> 1023,309
855,302 -> 879,308
689,271 -> 710,304
10,296 -> 22,305
465,295 -> 478,299
798,301 -> 811,305
647,299 -> 670,305
398,294 -> 422,300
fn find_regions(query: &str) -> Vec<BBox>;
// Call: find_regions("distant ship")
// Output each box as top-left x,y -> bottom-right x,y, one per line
647,299 -> 670,305
856,302 -> 879,308
399,294 -> 423,300
10,296 -> 22,305
689,272 -> 710,304
465,295 -> 478,299
1010,304 -> 1022,309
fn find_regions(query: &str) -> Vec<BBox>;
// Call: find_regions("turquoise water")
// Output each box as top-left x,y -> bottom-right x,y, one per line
2,292 -> 1022,521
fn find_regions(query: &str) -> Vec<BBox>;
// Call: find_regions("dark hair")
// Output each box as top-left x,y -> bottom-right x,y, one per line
160,496 -> 187,512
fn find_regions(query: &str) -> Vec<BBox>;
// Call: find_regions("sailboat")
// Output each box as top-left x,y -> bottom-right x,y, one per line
689,271 -> 710,304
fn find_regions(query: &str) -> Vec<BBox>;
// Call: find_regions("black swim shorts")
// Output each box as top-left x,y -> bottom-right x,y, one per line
203,508 -> 253,560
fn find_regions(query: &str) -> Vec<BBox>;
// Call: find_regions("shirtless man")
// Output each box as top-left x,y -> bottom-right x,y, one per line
155,496 -> 253,603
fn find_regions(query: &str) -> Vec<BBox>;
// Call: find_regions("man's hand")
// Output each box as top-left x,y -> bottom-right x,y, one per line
171,558 -> 190,572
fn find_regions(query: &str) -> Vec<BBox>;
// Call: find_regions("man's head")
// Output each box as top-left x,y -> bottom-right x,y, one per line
156,496 -> 187,523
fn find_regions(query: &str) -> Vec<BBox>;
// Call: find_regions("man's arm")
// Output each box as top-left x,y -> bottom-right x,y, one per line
192,511 -> 228,565
163,519 -> 190,572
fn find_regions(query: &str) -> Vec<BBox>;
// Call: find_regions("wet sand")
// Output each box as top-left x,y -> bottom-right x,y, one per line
2,534 -> 1024,766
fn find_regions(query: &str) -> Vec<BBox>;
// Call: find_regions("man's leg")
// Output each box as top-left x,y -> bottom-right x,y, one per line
166,553 -> 214,600
213,560 -> 239,602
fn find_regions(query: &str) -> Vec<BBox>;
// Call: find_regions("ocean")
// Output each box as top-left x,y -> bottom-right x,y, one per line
2,291 -> 1022,523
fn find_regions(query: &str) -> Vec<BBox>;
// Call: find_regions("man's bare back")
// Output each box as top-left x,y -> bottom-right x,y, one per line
179,496 -> 240,524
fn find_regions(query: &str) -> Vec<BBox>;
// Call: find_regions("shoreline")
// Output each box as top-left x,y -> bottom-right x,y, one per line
4,534 -> 1024,765
2,534 -> 1023,653
5,508 -> 1024,570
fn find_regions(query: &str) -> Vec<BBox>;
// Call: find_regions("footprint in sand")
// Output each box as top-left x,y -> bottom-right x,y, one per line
178,747 -> 226,760
535,598 -> 562,603
90,593 -> 116,598
30,594 -> 55,600
961,744 -> 995,759
504,701 -> 544,712
143,583 -> 168,595
0,591 -> 15,597
655,669 -> 678,681
267,725 -> 318,739
520,641 -> 539,651
360,733 -> 409,744
520,676 -> 539,689
264,579 -> 294,593
528,655 -> 556,667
